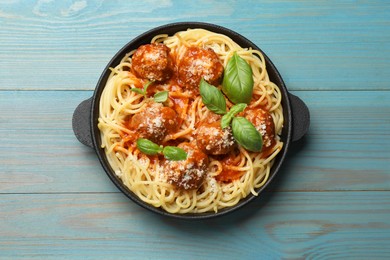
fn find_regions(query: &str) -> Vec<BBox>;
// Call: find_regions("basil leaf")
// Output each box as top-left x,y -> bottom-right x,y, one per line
163,146 -> 187,161
154,91 -> 169,103
130,88 -> 145,95
142,80 -> 153,93
136,138 -> 187,160
199,78 -> 227,115
136,138 -> 163,155
222,52 -> 254,104
130,81 -> 153,96
231,117 -> 262,152
221,114 -> 233,129
230,103 -> 247,114
221,103 -> 247,128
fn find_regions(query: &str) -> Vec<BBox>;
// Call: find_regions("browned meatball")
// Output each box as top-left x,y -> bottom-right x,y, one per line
244,108 -> 276,151
129,103 -> 177,143
178,46 -> 224,91
131,43 -> 173,82
195,116 -> 236,155
164,142 -> 209,190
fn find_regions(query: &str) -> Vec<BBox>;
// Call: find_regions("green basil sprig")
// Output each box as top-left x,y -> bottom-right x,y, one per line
153,91 -> 169,103
231,117 -> 263,152
221,103 -> 247,129
197,57 -> 262,153
162,146 -> 187,161
130,80 -> 153,96
222,52 -> 254,104
131,81 -> 169,103
199,78 -> 227,115
136,138 -> 163,155
136,138 -> 187,161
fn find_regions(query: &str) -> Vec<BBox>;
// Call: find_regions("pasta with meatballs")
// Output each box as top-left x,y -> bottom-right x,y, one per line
98,28 -> 284,213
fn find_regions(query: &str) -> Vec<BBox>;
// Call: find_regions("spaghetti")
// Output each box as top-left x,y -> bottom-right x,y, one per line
98,28 -> 284,213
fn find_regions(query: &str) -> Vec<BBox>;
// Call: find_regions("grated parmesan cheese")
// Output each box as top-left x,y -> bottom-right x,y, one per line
115,170 -> 122,177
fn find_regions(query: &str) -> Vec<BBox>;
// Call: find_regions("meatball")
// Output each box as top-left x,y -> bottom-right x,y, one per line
178,46 -> 224,91
244,108 -> 276,150
164,142 -> 209,190
129,103 -> 177,143
195,116 -> 236,155
131,43 -> 173,82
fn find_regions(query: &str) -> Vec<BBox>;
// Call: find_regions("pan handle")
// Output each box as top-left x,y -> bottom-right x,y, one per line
72,97 -> 94,148
289,93 -> 310,142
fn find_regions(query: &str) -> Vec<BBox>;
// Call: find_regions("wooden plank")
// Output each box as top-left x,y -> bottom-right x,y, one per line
279,90 -> 390,191
0,1 -> 389,90
0,90 -> 117,193
0,191 -> 389,259
0,90 -> 389,193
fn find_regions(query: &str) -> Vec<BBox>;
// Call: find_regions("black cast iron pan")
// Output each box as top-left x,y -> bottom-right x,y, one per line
72,22 -> 310,219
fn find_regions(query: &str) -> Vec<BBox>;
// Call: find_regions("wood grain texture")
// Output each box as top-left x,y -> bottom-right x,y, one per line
0,90 -> 389,193
1,1 -> 390,258
0,192 -> 389,259
0,1 -> 389,90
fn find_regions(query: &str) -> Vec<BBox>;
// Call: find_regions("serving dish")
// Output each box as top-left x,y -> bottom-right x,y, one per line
72,22 -> 310,219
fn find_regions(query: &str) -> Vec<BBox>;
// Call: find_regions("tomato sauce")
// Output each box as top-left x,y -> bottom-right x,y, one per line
121,130 -> 138,148
215,152 -> 244,183
169,95 -> 189,127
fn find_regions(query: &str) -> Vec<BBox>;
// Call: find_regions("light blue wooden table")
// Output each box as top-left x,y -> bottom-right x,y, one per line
1,1 -> 389,259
